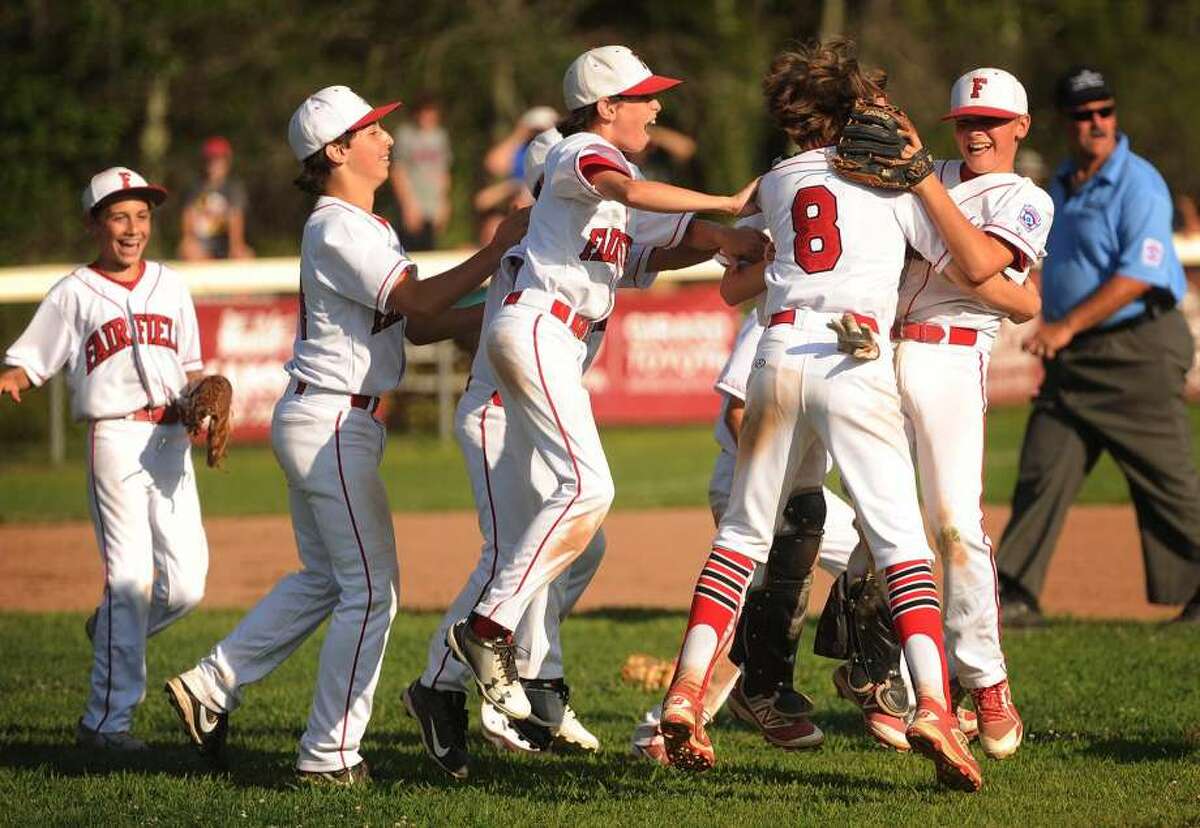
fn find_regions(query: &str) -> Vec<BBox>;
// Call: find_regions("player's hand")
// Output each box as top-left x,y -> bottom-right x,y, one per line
1022,319 -> 1075,359
719,226 -> 769,264
0,367 -> 32,403
728,177 -> 761,216
490,206 -> 531,250
893,108 -> 925,158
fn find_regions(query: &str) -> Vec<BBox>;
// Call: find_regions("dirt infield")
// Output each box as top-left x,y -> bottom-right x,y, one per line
0,505 -> 1177,620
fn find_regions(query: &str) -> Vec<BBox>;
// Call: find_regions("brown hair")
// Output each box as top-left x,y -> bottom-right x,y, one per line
762,38 -> 887,151
293,132 -> 354,196
558,104 -> 598,137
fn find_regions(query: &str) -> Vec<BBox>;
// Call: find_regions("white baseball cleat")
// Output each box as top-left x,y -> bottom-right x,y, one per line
630,711 -> 669,765
446,619 -> 530,720
164,674 -> 228,759
480,701 -> 545,753
555,704 -> 600,752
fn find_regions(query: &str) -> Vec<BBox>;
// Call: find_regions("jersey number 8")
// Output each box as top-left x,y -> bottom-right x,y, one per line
791,185 -> 842,273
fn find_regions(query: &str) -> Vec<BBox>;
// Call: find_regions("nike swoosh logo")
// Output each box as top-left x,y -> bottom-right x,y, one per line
199,709 -> 219,734
429,725 -> 451,758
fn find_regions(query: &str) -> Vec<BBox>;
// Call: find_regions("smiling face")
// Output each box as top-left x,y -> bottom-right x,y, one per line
88,197 -> 152,271
329,121 -> 394,187
953,113 -> 1030,175
1063,98 -> 1118,163
598,94 -> 661,153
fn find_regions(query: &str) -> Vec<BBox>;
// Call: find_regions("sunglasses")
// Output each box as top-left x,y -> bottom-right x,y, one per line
1069,105 -> 1115,121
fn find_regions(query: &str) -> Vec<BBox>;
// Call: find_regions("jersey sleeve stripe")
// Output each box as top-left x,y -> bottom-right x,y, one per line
374,259 -> 415,314
578,153 -> 631,185
981,223 -> 1038,264
666,212 -> 692,249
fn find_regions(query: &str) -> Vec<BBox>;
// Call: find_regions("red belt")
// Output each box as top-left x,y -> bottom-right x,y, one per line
294,380 -> 380,413
504,291 -> 596,341
768,309 -> 879,334
127,405 -> 180,424
892,322 -> 978,346
490,391 -> 503,407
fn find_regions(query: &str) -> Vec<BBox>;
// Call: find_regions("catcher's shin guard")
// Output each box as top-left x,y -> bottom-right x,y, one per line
730,490 -> 823,704
814,569 -> 910,718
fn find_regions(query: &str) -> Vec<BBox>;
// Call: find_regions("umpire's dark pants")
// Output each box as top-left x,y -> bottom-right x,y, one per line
996,307 -> 1200,605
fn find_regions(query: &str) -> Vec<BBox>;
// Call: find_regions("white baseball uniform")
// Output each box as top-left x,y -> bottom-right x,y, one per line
894,161 -> 1052,688
5,261 -> 208,734
471,132 -> 692,632
180,195 -> 414,773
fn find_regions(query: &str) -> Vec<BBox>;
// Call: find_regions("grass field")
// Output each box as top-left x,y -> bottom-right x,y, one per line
4,406 -> 1199,523
0,611 -> 1196,825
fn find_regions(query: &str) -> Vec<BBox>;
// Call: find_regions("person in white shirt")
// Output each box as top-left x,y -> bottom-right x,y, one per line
2,167 -> 211,752
162,85 -> 528,786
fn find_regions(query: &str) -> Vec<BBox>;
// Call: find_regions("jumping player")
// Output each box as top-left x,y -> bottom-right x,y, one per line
658,41 -> 1017,792
443,45 -> 766,723
1,168 -> 210,750
163,85 -> 528,785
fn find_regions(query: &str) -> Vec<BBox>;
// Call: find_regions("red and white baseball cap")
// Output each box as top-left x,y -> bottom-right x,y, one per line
81,167 -> 168,214
943,68 -> 1028,121
563,45 -> 682,111
288,85 -> 402,160
523,127 -> 564,192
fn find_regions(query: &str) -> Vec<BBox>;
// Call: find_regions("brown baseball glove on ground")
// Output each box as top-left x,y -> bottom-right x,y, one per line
179,375 -> 232,468
832,100 -> 934,191
620,653 -> 677,692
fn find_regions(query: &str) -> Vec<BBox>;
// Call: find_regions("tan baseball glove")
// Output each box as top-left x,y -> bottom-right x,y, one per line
831,100 -> 934,191
620,653 -> 676,692
827,312 -> 881,360
179,375 -> 233,468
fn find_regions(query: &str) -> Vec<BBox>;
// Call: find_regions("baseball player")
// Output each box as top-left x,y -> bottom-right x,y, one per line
885,68 -> 1052,760
658,41 -> 1019,792
443,45 -> 766,724
0,168 -> 209,750
632,308 -> 863,762
163,85 -> 528,786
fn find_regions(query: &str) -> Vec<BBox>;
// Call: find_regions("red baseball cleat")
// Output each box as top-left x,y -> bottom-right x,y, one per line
906,697 -> 983,792
660,687 -> 715,772
726,681 -> 824,750
971,679 -> 1023,759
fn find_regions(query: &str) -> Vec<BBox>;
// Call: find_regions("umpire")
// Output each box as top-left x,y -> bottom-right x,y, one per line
996,66 -> 1200,624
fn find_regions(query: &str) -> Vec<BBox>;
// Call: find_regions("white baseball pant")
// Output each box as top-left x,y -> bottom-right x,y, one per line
896,340 -> 1004,688
472,301 -> 614,631
82,418 -> 208,733
181,387 -> 398,772
422,386 -> 604,692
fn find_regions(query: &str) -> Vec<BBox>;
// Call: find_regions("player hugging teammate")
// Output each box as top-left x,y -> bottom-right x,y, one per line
1,168 -> 217,750
657,41 -> 1052,793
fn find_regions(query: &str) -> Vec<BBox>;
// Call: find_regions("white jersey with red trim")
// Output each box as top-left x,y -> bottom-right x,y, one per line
713,312 -> 765,454
5,261 -> 202,420
757,147 -> 947,328
287,195 -> 415,396
517,132 -> 692,321
896,160 -> 1053,338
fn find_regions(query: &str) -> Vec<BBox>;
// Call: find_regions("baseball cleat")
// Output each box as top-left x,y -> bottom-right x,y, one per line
555,704 -> 600,752
75,719 -> 147,751
164,674 -> 228,759
480,700 -> 549,753
832,663 -> 910,752
971,679 -> 1023,760
523,678 -> 600,753
446,620 -> 530,720
84,609 -> 98,644
906,697 -> 983,792
403,680 -> 470,779
295,760 -> 370,787
660,686 -> 715,772
950,681 -> 979,742
630,716 -> 670,766
726,680 -> 824,750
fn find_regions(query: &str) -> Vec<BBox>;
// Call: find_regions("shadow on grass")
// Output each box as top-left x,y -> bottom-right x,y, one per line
1076,736 -> 1198,763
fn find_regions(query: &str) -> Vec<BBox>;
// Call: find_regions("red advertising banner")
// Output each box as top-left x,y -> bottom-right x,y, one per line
586,284 -> 740,424
195,298 -> 298,441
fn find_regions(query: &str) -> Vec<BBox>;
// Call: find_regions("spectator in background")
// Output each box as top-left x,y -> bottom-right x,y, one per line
1015,147 -> 1047,187
627,124 -> 698,184
178,136 -> 254,260
483,106 -> 560,184
390,95 -> 452,250
996,66 -> 1200,625
1173,194 -> 1200,238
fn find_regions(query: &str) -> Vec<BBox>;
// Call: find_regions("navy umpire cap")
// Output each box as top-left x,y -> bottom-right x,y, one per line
1055,66 -> 1114,109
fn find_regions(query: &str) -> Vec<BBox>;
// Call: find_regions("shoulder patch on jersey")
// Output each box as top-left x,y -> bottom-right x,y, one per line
1141,237 -> 1165,267
1018,204 -> 1042,231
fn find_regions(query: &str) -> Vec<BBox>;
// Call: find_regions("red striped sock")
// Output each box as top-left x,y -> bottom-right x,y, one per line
673,547 -> 756,696
884,560 -> 951,706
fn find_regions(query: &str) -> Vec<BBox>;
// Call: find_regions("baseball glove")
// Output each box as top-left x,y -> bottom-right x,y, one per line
827,313 -> 880,361
179,375 -> 232,468
831,100 -> 934,191
620,653 -> 676,692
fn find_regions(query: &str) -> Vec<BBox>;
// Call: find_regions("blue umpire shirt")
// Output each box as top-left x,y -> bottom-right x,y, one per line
1043,134 -> 1186,328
